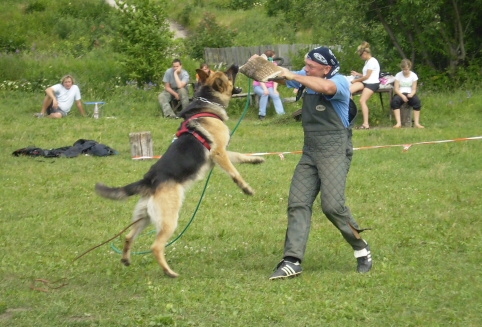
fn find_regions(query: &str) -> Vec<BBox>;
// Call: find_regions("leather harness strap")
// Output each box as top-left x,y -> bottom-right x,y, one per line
175,112 -> 222,151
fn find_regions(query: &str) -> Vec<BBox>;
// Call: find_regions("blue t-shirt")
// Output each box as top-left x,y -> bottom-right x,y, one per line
286,70 -> 350,127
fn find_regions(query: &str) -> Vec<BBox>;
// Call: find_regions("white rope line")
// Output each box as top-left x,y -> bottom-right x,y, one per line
132,136 -> 482,160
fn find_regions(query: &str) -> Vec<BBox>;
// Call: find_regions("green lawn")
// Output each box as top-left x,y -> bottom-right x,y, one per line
1,88 -> 481,326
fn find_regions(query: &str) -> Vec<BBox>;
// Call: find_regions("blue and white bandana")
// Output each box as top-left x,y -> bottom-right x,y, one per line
306,47 -> 340,79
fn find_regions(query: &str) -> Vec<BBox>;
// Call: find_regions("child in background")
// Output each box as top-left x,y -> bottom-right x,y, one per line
391,59 -> 424,128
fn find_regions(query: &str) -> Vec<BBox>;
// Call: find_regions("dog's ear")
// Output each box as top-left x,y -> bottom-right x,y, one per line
212,75 -> 229,94
225,64 -> 238,93
225,64 -> 238,82
196,69 -> 210,84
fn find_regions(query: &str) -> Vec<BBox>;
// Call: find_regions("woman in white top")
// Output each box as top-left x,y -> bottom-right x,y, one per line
349,42 -> 380,129
390,59 -> 423,128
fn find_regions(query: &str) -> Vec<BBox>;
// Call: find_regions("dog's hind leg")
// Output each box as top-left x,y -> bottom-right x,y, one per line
149,184 -> 183,278
121,197 -> 150,266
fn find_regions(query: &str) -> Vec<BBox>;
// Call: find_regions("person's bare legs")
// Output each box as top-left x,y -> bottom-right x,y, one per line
359,88 -> 374,128
34,95 -> 52,117
392,109 -> 401,128
413,110 -> 424,128
36,95 -> 62,118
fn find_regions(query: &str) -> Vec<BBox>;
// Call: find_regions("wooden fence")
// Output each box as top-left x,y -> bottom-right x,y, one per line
204,44 -> 325,69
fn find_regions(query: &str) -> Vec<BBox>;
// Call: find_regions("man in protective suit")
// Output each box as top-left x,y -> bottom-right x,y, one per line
269,47 -> 372,280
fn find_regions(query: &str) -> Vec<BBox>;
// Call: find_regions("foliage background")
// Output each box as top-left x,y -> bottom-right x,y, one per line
1,0 -> 481,94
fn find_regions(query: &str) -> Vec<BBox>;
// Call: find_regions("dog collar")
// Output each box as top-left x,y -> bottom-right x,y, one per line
192,97 -> 226,109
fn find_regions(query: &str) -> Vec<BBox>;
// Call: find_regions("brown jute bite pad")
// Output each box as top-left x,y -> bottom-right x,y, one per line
239,55 -> 284,82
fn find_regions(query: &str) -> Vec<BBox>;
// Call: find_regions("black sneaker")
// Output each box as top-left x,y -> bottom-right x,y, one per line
355,245 -> 372,273
269,260 -> 302,280
258,115 -> 265,120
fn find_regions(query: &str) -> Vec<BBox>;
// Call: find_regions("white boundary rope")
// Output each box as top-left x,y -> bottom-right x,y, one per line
132,136 -> 482,160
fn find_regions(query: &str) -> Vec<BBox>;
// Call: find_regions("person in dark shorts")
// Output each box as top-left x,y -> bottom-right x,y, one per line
349,41 -> 380,129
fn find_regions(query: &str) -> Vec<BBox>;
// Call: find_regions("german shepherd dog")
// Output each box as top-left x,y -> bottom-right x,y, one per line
95,65 -> 264,277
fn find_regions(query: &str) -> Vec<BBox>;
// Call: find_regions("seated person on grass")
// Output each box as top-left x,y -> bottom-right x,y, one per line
34,74 -> 85,119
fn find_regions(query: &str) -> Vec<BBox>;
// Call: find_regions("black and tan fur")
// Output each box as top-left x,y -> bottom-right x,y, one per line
95,65 -> 264,277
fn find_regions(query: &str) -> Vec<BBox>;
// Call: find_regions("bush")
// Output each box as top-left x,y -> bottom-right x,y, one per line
185,13 -> 237,60
111,0 -> 174,85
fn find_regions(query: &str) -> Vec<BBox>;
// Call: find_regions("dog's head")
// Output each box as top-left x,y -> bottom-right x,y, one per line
196,64 -> 239,99
179,64 -> 238,120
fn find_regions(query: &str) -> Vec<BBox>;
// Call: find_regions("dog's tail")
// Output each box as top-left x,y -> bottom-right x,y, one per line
95,180 -> 150,200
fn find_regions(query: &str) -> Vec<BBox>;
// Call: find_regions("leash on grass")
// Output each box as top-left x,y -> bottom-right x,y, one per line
109,79 -> 253,255
29,217 -> 145,292
30,80 -> 253,292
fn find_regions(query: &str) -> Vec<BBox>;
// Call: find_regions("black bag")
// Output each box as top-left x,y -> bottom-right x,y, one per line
12,147 -> 46,157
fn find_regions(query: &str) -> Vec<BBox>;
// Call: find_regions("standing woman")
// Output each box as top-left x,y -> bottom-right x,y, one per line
349,42 -> 380,129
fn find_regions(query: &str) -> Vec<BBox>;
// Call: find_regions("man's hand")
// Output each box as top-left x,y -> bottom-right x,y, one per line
175,65 -> 182,74
277,67 -> 295,80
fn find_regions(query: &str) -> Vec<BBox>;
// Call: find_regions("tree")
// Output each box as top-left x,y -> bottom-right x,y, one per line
265,0 -> 482,81
112,0 -> 174,85
185,13 -> 237,60
358,0 -> 482,73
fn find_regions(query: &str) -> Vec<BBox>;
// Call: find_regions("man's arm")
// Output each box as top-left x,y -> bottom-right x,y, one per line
45,87 -> 59,108
75,100 -> 86,117
173,66 -> 187,89
279,68 -> 337,95
164,82 -> 179,99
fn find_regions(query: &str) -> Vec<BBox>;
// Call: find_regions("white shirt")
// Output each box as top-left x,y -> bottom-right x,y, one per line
395,71 -> 418,94
51,84 -> 81,113
363,57 -> 380,84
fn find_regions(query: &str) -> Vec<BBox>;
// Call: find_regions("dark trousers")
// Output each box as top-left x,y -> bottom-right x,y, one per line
283,130 -> 367,261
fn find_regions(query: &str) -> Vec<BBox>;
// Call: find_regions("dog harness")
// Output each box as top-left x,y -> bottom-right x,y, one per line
175,112 -> 222,151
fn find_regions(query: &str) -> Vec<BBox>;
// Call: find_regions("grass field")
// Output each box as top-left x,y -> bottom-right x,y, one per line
1,86 -> 481,326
